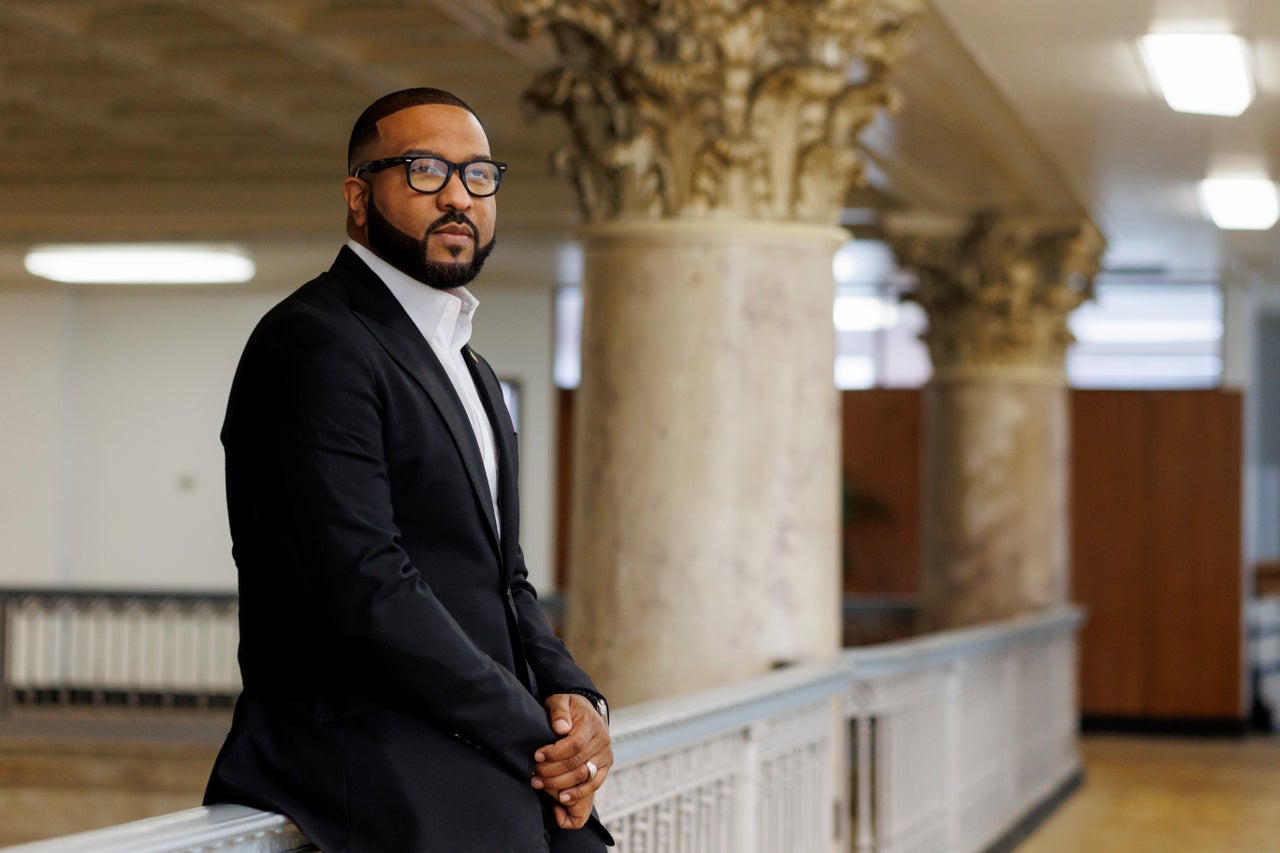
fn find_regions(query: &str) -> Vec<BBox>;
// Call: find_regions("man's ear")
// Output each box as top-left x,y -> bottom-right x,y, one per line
342,176 -> 369,231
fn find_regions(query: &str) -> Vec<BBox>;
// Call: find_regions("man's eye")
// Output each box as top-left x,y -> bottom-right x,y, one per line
413,160 -> 448,178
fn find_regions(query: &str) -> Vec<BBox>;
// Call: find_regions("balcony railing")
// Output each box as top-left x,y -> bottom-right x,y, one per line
0,588 -> 241,715
2,606 -> 1083,853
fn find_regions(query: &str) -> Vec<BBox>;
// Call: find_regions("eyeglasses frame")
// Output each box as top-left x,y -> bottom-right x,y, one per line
351,155 -> 508,198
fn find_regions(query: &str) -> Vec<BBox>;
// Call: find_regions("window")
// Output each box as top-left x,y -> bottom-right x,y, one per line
1067,280 -> 1223,389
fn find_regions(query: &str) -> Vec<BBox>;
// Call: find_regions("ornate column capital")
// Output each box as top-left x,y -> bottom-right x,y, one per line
887,213 -> 1106,378
501,0 -> 920,224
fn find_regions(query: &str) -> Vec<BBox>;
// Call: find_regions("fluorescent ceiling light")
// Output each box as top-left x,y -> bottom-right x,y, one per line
1140,33 -> 1254,116
24,244 -> 255,284
834,294 -> 899,332
1199,178 -> 1280,230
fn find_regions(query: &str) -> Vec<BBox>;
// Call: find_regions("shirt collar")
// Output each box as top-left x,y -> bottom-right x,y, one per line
347,238 -> 479,351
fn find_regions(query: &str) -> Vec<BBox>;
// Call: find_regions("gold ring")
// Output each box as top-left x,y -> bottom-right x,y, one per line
586,760 -> 599,782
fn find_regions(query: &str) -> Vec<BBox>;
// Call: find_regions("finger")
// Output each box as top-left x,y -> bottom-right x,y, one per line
534,757 -> 605,792
537,740 -> 613,775
546,694 -> 573,736
554,764 -> 610,806
534,732 -> 594,765
531,754 -> 584,790
553,803 -> 586,830
553,791 -> 594,830
534,738 -> 607,776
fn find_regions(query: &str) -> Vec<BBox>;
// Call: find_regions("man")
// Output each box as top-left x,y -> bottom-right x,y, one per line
204,87 -> 614,853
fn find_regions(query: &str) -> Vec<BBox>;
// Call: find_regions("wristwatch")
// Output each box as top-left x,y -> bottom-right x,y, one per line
567,689 -> 610,727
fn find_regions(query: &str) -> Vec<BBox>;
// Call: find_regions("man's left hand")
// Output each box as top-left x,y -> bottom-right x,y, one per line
531,693 -> 613,829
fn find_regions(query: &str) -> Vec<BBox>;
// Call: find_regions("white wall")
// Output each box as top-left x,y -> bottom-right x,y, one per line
65,287 -> 283,588
1225,277 -> 1280,572
0,280 -> 285,589
1254,295 -> 1280,564
0,286 -> 65,585
0,245 -> 561,593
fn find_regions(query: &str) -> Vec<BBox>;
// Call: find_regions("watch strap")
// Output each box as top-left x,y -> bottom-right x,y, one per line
564,688 -> 609,726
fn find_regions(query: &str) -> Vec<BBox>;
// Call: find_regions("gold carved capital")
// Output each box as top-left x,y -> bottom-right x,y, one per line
501,0 -> 920,224
889,214 -> 1106,374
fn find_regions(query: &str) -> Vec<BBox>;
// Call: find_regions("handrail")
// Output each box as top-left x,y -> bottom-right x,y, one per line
1,606 -> 1084,852
0,588 -> 237,602
2,805 -> 314,853
841,605 -> 1084,677
608,659 -> 851,763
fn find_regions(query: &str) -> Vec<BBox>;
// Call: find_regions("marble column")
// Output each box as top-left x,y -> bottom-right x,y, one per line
502,0 -> 919,704
889,215 -> 1105,631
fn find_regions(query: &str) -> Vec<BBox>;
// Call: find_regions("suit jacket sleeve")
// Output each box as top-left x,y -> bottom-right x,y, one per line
508,544 -> 603,701
225,304 -> 557,781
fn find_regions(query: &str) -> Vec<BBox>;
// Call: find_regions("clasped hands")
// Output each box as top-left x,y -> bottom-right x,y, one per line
531,693 -> 613,830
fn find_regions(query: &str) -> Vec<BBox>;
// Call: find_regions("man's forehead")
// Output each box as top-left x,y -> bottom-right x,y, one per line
374,104 -> 489,153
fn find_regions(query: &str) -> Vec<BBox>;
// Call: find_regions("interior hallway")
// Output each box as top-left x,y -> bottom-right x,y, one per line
1020,734 -> 1280,853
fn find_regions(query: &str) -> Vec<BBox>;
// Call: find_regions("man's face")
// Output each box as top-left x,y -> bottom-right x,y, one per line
344,104 -> 498,289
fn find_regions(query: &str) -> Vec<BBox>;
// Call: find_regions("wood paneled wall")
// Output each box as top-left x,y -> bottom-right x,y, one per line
840,390 -> 921,596
1072,390 -> 1244,720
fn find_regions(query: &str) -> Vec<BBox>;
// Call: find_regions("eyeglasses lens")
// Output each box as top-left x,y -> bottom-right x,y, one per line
407,158 -> 501,196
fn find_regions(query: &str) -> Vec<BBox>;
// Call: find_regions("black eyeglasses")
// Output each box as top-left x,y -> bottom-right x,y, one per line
352,155 -> 508,197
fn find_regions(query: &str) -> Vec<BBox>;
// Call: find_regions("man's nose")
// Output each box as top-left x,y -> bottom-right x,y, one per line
436,169 -> 472,210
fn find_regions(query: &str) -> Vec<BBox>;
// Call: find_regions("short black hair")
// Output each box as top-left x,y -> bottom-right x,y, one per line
347,87 -> 478,175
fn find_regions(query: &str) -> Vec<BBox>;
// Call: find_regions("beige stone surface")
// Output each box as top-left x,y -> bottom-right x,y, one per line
0,735 -> 218,846
564,220 -> 845,706
889,213 -> 1104,631
920,373 -> 1070,630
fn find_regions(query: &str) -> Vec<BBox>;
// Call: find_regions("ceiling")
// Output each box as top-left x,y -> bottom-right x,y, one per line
927,0 -> 1280,284
0,0 -> 1276,287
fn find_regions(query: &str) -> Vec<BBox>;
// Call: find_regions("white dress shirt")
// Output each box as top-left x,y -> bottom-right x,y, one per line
347,239 -> 500,537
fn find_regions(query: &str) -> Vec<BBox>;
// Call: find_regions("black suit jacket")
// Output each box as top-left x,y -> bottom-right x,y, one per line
205,247 -> 610,852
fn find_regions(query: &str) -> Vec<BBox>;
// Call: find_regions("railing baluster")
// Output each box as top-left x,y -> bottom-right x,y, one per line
0,587 -> 242,713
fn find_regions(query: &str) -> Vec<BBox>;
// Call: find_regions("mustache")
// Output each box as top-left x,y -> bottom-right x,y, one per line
427,210 -> 478,240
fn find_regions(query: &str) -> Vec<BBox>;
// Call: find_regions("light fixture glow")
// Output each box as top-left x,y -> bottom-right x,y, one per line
1198,178 -> 1280,230
834,355 -> 875,390
24,244 -> 256,284
832,239 -> 895,286
833,294 -> 899,332
1140,33 -> 1254,116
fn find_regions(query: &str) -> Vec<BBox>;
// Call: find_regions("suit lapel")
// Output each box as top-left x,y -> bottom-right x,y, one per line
464,346 -> 534,689
464,345 -> 520,569
330,248 -> 501,552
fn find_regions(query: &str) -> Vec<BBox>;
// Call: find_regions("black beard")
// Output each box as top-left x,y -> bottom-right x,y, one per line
365,191 -> 495,291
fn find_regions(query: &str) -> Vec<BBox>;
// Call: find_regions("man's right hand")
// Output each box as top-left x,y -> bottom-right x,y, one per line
531,693 -> 612,829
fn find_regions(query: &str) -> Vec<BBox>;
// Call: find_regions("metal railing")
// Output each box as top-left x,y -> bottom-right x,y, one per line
2,606 -> 1083,853
0,588 -> 241,715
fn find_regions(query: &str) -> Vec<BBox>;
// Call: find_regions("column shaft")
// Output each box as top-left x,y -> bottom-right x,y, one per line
566,221 -> 844,705
921,374 -> 1069,631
